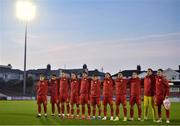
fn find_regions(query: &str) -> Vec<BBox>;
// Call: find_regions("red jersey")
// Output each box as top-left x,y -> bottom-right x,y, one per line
80,77 -> 90,95
129,78 -> 141,96
59,77 -> 69,96
144,75 -> 155,96
155,76 -> 170,97
115,78 -> 128,95
70,79 -> 80,96
49,79 -> 59,97
36,80 -> 48,96
103,78 -> 114,97
90,79 -> 101,97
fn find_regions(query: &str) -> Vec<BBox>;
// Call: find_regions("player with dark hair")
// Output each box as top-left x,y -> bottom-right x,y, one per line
49,74 -> 60,116
69,72 -> 80,119
36,74 -> 48,117
114,72 -> 128,121
59,71 -> 70,118
143,68 -> 156,122
102,72 -> 114,120
155,69 -> 170,123
90,73 -> 102,120
79,71 -> 91,119
129,72 -> 142,121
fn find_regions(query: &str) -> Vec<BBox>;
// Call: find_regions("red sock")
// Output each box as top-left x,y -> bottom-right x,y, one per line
166,109 -> 170,119
76,104 -> 80,115
71,108 -> 74,115
38,104 -> 41,113
130,106 -> 134,118
70,104 -> 74,115
158,105 -> 162,118
110,105 -> 114,116
77,108 -> 80,115
43,104 -> 47,113
104,105 -> 107,116
67,103 -> 70,114
123,107 -> 127,117
88,104 -> 91,116
82,105 -> 85,115
116,105 -> 119,116
98,106 -> 101,116
93,106 -> 96,116
138,105 -> 142,118
52,103 -> 55,114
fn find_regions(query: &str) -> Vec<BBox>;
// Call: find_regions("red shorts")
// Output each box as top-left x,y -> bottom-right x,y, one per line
116,95 -> 126,106
59,95 -> 68,103
103,96 -> 113,105
91,97 -> 100,105
130,96 -> 141,106
80,94 -> 89,105
70,95 -> 79,104
50,95 -> 58,104
37,95 -> 47,105
155,96 -> 164,106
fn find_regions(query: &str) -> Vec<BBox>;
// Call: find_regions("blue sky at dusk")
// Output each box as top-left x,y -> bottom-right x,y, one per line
0,0 -> 180,73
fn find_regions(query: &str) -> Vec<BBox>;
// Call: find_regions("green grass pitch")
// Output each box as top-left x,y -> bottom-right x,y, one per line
0,100 -> 180,125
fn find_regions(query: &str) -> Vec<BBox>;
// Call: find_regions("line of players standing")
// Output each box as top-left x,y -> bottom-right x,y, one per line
35,68 -> 170,123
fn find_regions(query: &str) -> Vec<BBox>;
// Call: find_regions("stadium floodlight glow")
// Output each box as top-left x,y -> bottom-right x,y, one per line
16,0 -> 36,22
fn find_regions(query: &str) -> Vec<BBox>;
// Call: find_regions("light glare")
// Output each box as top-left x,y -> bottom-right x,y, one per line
16,0 -> 36,21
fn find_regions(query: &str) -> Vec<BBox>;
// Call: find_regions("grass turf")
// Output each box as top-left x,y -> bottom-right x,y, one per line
0,100 -> 180,125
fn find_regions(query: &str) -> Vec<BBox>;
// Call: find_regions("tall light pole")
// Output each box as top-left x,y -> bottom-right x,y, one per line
23,23 -> 27,96
16,0 -> 36,96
